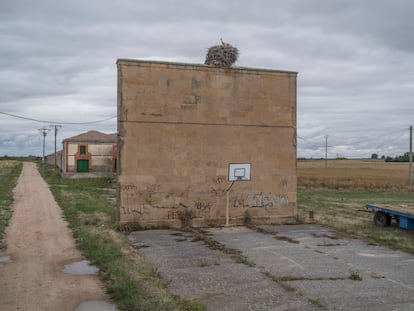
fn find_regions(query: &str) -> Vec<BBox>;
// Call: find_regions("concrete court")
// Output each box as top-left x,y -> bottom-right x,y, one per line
129,225 -> 414,311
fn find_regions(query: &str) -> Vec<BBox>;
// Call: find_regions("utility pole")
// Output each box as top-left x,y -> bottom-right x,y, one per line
38,127 -> 50,161
50,124 -> 62,166
325,135 -> 328,168
409,126 -> 413,191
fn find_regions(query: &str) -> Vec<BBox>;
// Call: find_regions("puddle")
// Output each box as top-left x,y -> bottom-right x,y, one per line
0,256 -> 12,263
63,260 -> 99,275
73,300 -> 116,311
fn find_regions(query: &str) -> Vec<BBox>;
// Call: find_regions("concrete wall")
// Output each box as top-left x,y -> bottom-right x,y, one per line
46,152 -> 62,169
117,59 -> 297,228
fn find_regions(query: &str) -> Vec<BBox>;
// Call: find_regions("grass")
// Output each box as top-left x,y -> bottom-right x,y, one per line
38,162 -> 205,311
297,159 -> 414,255
349,270 -> 362,281
191,229 -> 255,267
252,225 -> 300,244
297,187 -> 414,254
263,272 -> 330,309
0,160 -> 23,249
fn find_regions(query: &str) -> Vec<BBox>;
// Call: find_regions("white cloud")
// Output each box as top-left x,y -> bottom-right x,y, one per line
1,0 -> 414,157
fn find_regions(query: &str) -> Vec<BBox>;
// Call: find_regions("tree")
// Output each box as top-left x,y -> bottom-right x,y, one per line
385,152 -> 410,162
371,153 -> 378,159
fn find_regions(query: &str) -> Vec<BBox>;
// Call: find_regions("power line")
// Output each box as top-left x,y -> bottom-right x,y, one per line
0,111 -> 116,125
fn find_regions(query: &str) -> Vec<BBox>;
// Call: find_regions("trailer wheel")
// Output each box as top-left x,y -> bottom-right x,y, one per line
395,216 -> 400,225
386,215 -> 392,226
374,211 -> 391,227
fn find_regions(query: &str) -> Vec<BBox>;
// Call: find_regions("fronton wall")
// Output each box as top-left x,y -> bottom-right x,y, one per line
117,59 -> 297,228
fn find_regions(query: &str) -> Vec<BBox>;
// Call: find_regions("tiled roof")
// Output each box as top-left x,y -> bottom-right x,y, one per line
63,130 -> 117,143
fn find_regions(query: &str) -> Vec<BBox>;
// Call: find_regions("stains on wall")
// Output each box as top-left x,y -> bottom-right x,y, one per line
117,60 -> 297,227
119,178 -> 290,225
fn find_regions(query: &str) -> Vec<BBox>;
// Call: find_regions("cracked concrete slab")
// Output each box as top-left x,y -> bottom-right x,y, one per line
129,225 -> 414,310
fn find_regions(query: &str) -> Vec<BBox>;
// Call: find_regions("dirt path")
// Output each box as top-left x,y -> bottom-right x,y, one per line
0,162 -> 110,311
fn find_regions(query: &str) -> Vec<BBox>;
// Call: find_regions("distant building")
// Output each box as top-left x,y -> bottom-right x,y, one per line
117,59 -> 297,228
61,130 -> 117,177
45,150 -> 63,170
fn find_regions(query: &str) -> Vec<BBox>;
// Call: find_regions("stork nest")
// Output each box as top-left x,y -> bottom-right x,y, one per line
205,39 -> 239,67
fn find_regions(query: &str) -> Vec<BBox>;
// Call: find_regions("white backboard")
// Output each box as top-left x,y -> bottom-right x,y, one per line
228,163 -> 251,181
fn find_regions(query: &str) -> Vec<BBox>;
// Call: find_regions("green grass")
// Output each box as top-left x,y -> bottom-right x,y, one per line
0,160 -> 23,248
297,187 -> 414,254
38,162 -> 205,311
349,270 -> 362,281
191,229 -> 256,267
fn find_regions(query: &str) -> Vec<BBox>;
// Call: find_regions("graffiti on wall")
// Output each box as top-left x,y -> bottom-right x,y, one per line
209,175 -> 228,197
232,192 -> 288,209
119,182 -> 214,218
119,178 -> 289,220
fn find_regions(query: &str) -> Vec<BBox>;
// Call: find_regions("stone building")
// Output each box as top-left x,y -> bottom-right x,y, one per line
62,130 -> 117,177
117,59 -> 297,227
45,150 -> 62,170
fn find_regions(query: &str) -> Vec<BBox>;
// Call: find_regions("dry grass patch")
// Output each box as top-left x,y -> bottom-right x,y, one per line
297,159 -> 414,253
298,159 -> 410,190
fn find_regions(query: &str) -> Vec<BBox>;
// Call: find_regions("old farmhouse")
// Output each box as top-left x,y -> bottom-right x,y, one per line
62,130 -> 117,177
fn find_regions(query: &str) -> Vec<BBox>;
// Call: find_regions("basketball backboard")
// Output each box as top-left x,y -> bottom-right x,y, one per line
228,163 -> 251,181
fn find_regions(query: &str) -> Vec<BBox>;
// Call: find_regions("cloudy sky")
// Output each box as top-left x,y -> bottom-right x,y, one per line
1,0 -> 413,158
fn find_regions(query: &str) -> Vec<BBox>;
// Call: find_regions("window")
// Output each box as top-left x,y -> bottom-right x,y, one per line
79,145 -> 86,155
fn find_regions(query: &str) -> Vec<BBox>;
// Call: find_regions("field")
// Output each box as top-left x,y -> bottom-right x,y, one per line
298,159 -> 411,190
297,159 -> 414,254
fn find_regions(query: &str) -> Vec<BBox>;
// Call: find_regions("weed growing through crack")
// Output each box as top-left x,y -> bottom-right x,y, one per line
264,272 -> 335,310
243,210 -> 252,226
250,225 -> 300,244
264,272 -> 297,292
191,229 -> 255,267
179,209 -> 194,230
349,270 -> 363,281
308,298 -> 327,309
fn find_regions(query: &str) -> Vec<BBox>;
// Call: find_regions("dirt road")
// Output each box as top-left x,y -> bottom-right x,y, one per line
0,162 -> 111,311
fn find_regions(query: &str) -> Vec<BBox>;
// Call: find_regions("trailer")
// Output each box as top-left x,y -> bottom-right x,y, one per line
366,204 -> 414,229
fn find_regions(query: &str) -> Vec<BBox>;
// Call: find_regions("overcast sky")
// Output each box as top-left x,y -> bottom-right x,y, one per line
1,0 -> 413,158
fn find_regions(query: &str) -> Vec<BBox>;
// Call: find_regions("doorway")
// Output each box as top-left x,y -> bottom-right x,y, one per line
76,159 -> 89,172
